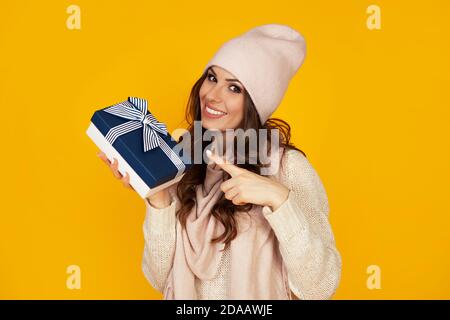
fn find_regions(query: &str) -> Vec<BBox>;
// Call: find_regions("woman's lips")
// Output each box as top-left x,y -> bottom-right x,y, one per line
202,103 -> 227,119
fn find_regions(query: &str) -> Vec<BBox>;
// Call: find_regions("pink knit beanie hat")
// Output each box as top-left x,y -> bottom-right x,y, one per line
203,23 -> 307,124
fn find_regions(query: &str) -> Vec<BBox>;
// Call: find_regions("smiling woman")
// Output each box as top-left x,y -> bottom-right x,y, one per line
141,23 -> 342,300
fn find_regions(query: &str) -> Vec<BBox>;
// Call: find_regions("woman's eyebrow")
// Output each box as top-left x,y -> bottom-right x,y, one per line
209,67 -> 243,85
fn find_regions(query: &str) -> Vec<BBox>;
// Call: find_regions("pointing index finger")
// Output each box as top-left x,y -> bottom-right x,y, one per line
206,150 -> 242,177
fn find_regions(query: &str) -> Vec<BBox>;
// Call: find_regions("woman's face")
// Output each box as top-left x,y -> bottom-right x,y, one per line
199,66 -> 246,131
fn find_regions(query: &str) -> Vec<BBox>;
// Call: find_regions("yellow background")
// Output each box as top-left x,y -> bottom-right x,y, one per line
1,0 -> 449,299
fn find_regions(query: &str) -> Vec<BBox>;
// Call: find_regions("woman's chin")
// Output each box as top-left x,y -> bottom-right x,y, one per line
201,119 -> 224,131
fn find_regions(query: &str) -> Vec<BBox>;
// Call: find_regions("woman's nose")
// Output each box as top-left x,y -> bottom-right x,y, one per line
206,85 -> 224,103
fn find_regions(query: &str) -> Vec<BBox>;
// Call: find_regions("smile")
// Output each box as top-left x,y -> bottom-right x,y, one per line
206,104 -> 227,115
203,103 -> 228,118
206,106 -> 227,115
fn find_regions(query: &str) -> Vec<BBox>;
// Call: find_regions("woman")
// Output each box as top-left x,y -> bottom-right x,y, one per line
98,24 -> 341,299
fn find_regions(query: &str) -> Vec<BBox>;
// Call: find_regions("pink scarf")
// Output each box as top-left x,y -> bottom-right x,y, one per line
163,147 -> 291,299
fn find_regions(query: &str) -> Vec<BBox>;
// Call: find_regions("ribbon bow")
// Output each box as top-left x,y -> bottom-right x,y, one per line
103,97 -> 168,152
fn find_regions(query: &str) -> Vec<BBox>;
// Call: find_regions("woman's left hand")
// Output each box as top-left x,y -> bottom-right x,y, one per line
207,150 -> 289,211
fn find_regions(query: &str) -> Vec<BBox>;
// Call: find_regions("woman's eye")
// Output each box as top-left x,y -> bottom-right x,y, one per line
230,85 -> 242,94
207,74 -> 216,82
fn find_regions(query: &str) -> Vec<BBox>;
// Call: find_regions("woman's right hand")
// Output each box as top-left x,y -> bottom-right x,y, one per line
97,151 -> 172,208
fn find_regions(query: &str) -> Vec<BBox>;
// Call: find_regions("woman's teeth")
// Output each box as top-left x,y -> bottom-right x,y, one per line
206,106 -> 226,116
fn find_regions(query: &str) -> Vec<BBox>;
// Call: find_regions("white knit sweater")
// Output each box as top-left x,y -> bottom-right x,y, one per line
142,149 -> 342,299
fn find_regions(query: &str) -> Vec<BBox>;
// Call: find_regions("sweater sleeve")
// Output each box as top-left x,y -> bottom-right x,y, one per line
261,149 -> 342,300
141,191 -> 178,293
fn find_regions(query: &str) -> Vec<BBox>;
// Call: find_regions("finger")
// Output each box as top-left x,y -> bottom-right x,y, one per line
122,172 -> 135,190
97,151 -> 111,165
220,178 -> 240,193
121,171 -> 129,182
231,194 -> 246,206
111,158 -> 122,179
121,172 -> 132,189
224,186 -> 240,201
206,150 -> 243,177
226,187 -> 247,205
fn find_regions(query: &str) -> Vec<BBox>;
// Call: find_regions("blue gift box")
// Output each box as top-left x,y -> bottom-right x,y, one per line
86,97 -> 191,199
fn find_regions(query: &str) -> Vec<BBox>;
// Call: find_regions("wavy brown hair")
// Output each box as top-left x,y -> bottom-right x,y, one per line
176,67 -> 306,250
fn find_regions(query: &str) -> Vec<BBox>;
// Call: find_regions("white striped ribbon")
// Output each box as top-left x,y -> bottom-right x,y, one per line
102,97 -> 185,178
